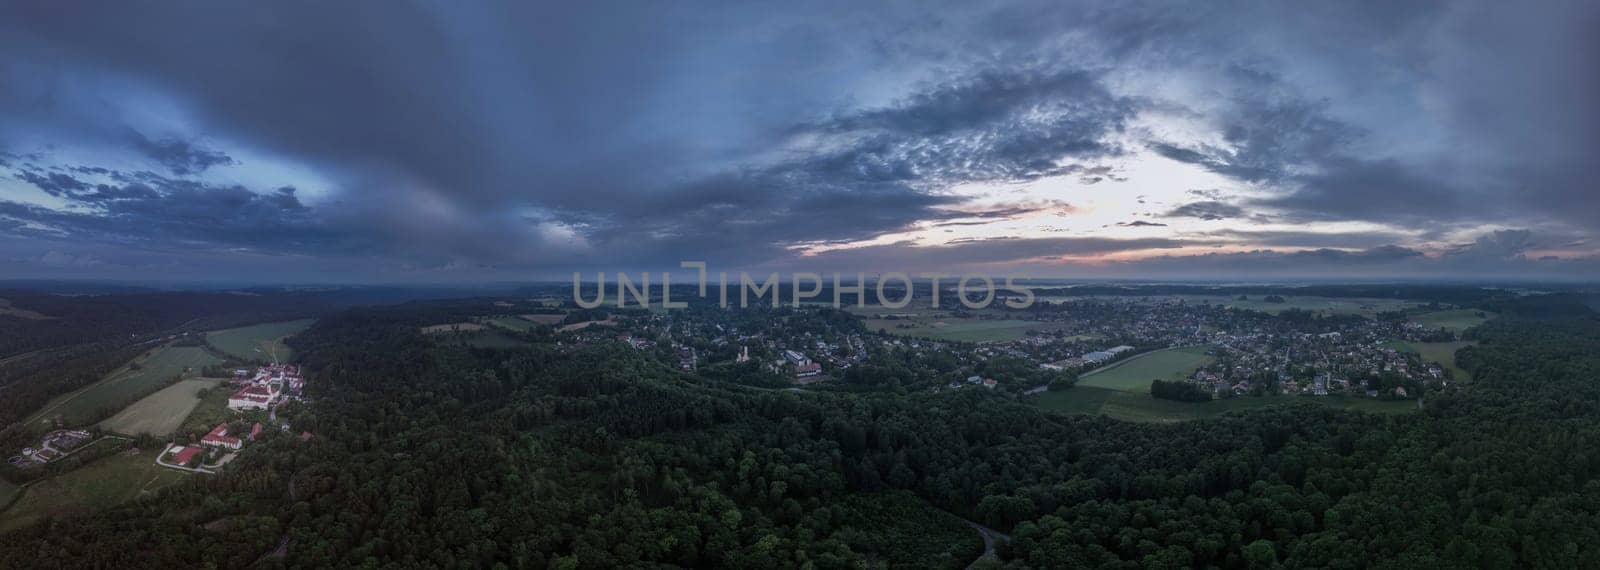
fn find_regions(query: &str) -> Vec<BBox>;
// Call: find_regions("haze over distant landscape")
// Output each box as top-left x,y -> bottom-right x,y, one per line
2,1 -> 1597,282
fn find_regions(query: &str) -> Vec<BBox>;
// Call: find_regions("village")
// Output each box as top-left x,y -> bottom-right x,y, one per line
156,363 -> 308,473
546,294 -> 1465,404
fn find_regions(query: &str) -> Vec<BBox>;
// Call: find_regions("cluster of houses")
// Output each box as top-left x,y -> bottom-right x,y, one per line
227,364 -> 303,411
1182,331 -> 1439,398
164,422 -> 267,468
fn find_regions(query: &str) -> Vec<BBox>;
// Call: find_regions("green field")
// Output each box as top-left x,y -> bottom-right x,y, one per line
1036,386 -> 1416,423
205,318 -> 315,362
1389,340 -> 1476,381
485,316 -> 541,332
178,386 -> 251,436
99,378 -> 225,436
1076,346 -> 1215,391
0,450 -> 191,532
1411,309 -> 1494,333
1160,295 -> 1420,317
28,345 -> 224,426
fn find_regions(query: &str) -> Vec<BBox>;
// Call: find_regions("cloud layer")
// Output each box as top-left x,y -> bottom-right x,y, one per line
0,1 -> 1596,282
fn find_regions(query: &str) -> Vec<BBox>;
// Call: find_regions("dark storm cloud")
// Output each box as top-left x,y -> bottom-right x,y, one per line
1161,201 -> 1244,221
0,0 -> 1596,280
127,131 -> 236,175
789,235 -> 1195,272
1189,229 -> 1412,250
562,67 -> 1136,265
802,69 -> 1137,184
1,167 -> 338,252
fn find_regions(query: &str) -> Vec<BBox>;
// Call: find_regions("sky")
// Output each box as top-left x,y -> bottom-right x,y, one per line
1,0 -> 1598,283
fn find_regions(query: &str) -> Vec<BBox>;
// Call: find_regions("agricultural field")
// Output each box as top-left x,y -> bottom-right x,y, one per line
99,378 -> 225,436
1035,386 -> 1416,423
519,313 -> 566,324
1156,295 -> 1421,317
1389,340 -> 1476,381
485,314 -> 567,331
1410,309 -> 1494,333
485,316 -> 537,332
1076,346 -> 1215,391
27,346 -> 223,426
558,318 -> 618,332
205,318 -> 315,362
0,449 -> 191,532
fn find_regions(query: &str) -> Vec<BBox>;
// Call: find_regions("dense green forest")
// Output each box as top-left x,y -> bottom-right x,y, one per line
2,295 -> 1600,567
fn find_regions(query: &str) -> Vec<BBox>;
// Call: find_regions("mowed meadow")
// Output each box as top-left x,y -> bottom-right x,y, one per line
205,318 -> 315,362
1035,344 -> 1416,421
98,378 -> 224,436
0,449 -> 191,532
26,345 -> 222,426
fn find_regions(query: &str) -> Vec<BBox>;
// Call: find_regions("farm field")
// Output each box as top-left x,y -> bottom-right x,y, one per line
1076,346 -> 1215,391
99,378 -> 225,436
1389,340 -> 1476,381
1035,386 -> 1416,423
205,318 -> 315,362
485,316 -> 538,331
0,449 -> 191,532
1155,295 -> 1421,317
1410,309 -> 1494,332
863,316 -> 1041,343
27,346 -> 223,426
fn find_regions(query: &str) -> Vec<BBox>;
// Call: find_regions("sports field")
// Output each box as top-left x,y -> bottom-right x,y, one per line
0,450 -> 191,532
99,378 -> 225,436
1410,309 -> 1494,333
28,346 -> 223,426
1076,346 -> 1215,391
206,319 -> 315,362
1035,386 -> 1416,423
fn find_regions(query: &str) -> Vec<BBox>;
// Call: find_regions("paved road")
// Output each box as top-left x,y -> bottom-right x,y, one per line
960,517 -> 1011,569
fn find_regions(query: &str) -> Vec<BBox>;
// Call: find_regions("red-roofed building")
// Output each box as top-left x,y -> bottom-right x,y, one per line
172,446 -> 202,466
249,422 -> 263,441
228,385 -> 275,410
200,423 -> 242,450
